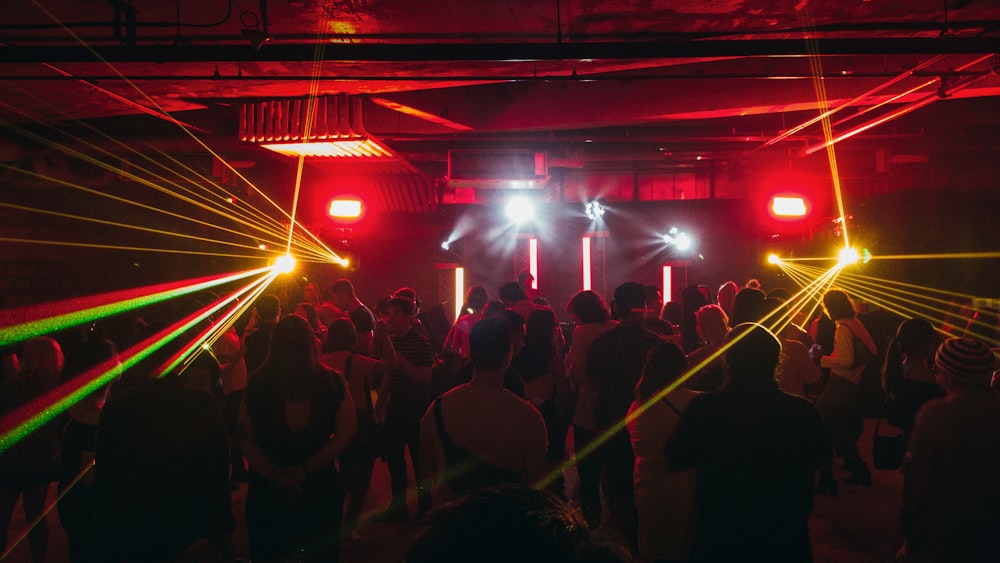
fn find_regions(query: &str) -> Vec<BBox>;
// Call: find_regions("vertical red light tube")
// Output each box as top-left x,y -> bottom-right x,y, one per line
582,237 -> 592,291
529,237 -> 538,289
454,267 -> 465,321
663,265 -> 673,304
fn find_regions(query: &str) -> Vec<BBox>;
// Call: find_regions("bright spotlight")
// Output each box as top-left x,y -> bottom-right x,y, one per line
585,200 -> 605,220
663,229 -> 693,252
505,197 -> 535,223
767,253 -> 782,265
838,246 -> 860,266
770,195 -> 808,217
274,254 -> 297,274
328,199 -> 363,219
674,232 -> 692,251
441,240 -> 451,250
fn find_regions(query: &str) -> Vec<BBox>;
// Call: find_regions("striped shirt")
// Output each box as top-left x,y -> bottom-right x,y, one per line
388,328 -> 434,407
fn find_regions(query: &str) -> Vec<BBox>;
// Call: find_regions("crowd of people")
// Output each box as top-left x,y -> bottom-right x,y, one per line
0,273 -> 998,562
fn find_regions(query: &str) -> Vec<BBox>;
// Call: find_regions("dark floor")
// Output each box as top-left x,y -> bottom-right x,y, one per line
4,418 -> 903,562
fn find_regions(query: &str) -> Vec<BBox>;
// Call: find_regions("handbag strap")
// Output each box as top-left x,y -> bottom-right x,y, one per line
661,396 -> 682,416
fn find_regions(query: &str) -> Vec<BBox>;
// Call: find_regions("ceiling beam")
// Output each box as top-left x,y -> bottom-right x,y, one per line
2,38 -> 998,63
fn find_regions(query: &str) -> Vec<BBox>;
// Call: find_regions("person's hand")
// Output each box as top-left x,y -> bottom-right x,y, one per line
809,344 -> 824,361
276,465 -> 307,489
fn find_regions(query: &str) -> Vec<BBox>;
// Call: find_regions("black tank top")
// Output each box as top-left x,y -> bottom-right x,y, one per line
432,398 -> 521,495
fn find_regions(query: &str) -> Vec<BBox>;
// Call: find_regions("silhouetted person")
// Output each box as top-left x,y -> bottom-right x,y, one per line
240,315 -> 356,562
96,376 -> 234,561
627,341 -> 698,562
378,296 -> 434,521
419,317 -> 547,504
565,290 -> 618,526
331,279 -> 376,356
586,282 -> 666,554
813,289 -> 878,487
666,323 -> 831,562
242,294 -> 280,376
899,337 -> 1000,562
58,338 -> 119,563
881,318 -> 944,445
0,337 -> 64,563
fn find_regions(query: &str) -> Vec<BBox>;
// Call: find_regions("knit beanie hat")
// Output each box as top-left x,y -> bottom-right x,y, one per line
935,337 -> 997,384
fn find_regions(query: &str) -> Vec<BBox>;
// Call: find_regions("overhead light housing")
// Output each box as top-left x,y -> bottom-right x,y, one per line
770,195 -> 809,217
328,199 -> 363,219
241,94 -> 393,159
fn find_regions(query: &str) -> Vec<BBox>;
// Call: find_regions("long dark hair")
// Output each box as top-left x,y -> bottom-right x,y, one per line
514,309 -> 558,383
256,315 -> 327,400
635,342 -> 687,402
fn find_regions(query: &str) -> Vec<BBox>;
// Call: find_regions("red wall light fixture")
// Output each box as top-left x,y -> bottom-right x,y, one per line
329,199 -> 363,219
769,195 -> 809,218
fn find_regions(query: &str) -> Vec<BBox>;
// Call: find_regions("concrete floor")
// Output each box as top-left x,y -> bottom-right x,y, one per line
4,418 -> 904,562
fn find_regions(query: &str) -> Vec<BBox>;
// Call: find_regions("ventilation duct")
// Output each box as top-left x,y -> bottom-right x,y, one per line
239,94 -> 393,159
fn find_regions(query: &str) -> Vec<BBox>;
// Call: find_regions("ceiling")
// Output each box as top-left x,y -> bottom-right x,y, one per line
2,0 -> 1000,213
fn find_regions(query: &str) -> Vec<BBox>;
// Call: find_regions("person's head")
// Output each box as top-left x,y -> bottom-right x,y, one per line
499,281 -> 528,305
724,322 -> 781,386
497,309 -> 527,355
483,299 -> 507,318
525,308 -> 559,350
613,282 -> 646,320
660,301 -> 682,325
517,270 -> 535,289
392,287 -> 421,312
16,336 -> 64,389
302,282 -> 321,304
326,318 -> 358,353
745,278 -> 762,290
294,302 -> 320,332
644,285 -> 663,318
386,296 -> 416,336
636,342 -> 687,401
406,485 -> 627,563
264,314 -> 320,374
716,281 -> 739,314
464,286 -> 489,314
697,285 -> 712,304
469,316 -> 513,372
374,295 -> 393,322
895,317 -> 938,358
566,290 -> 611,324
822,289 -> 857,321
330,278 -> 357,308
729,287 -> 767,327
695,304 -> 730,344
934,336 -> 997,391
254,294 -> 281,323
767,287 -> 792,302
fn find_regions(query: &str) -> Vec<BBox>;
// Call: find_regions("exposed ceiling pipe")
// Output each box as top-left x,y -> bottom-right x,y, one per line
825,53 -> 994,129
799,57 -> 998,156
757,54 -> 947,150
4,38 -> 1000,63
4,70 -> 987,82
